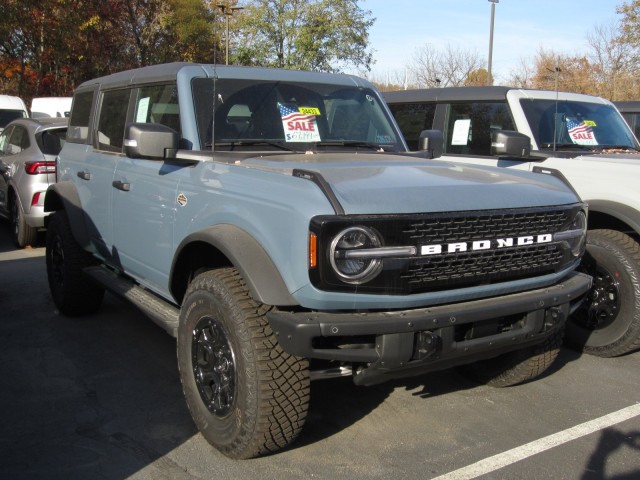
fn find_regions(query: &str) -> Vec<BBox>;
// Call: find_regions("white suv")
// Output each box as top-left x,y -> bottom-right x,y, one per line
385,86 -> 640,357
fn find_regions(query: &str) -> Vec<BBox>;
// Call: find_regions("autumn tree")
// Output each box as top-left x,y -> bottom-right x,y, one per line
234,0 -> 374,72
465,68 -> 492,87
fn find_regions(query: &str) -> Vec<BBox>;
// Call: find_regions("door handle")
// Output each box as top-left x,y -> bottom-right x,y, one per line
112,180 -> 130,191
77,170 -> 91,180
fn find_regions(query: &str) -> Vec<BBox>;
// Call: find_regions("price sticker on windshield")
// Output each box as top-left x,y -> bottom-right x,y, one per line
298,107 -> 321,115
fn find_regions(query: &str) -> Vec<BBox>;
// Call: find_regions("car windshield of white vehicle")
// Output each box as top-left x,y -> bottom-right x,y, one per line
0,109 -> 28,129
192,79 -> 402,152
520,99 -> 640,152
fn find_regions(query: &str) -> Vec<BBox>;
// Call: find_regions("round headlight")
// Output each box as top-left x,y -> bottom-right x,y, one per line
329,226 -> 383,284
567,210 -> 587,256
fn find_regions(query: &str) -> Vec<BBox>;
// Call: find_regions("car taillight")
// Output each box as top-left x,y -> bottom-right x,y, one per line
24,161 -> 56,175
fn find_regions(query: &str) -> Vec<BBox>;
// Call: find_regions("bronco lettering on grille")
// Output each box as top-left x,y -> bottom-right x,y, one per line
420,234 -> 552,255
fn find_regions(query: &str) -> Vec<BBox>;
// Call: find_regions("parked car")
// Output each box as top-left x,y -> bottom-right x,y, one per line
0,95 -> 29,133
45,63 -> 590,458
0,117 -> 67,247
385,86 -> 640,357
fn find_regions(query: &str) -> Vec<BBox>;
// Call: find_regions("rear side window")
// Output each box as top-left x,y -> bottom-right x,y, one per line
67,91 -> 94,143
39,129 -> 66,155
97,89 -> 131,152
444,102 -> 514,156
388,103 -> 436,151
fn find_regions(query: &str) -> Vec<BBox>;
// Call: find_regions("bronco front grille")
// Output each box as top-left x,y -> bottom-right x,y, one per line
310,205 -> 582,295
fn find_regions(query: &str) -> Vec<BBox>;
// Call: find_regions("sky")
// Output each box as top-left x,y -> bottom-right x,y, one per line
359,0 -> 621,84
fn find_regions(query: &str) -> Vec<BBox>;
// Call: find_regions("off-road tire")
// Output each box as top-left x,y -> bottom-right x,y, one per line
460,328 -> 563,387
46,211 -> 105,315
566,229 -> 640,357
177,268 -> 310,459
10,196 -> 37,248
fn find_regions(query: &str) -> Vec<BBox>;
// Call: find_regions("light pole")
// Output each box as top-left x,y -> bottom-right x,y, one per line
487,0 -> 499,85
217,3 -> 244,65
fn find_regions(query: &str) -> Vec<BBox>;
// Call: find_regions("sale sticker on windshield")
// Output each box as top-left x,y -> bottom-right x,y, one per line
278,103 -> 321,142
568,119 -> 598,146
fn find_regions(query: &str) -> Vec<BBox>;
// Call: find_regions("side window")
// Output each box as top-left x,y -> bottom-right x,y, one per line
388,103 -> 436,151
7,126 -> 29,154
0,126 -> 13,154
134,84 -> 180,133
97,89 -> 131,152
68,91 -> 95,143
627,113 -> 640,139
444,102 -> 514,156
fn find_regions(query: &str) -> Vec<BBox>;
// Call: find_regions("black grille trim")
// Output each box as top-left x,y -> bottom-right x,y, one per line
309,204 -> 584,295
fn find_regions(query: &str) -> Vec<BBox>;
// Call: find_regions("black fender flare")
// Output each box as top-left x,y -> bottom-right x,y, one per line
170,224 -> 297,306
587,199 -> 640,236
44,181 -> 92,249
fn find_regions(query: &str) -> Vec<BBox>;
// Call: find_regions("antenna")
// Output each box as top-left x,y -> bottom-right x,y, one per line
211,4 -> 219,153
548,65 -> 561,151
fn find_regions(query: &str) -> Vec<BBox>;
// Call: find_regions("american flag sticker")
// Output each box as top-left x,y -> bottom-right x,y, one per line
278,103 -> 321,142
567,118 -> 598,146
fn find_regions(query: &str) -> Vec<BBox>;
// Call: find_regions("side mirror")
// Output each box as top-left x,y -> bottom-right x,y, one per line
418,129 -> 444,158
124,123 -> 179,160
491,130 -> 531,158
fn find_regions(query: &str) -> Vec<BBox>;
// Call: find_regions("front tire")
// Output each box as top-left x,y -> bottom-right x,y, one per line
566,229 -> 640,357
177,268 -> 310,459
460,328 -> 563,387
46,211 -> 105,315
10,196 -> 37,248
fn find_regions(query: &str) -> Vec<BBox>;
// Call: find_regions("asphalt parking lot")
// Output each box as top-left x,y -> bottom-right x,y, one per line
0,221 -> 638,480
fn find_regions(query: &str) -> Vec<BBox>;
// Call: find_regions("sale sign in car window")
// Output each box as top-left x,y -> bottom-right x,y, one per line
568,118 -> 598,146
278,103 -> 321,142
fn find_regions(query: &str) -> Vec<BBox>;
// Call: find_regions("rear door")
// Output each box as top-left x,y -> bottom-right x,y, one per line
67,88 -> 131,262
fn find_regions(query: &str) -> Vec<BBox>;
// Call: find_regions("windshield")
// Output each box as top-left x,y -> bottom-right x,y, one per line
0,109 -> 27,129
520,99 -> 639,151
192,78 -> 403,152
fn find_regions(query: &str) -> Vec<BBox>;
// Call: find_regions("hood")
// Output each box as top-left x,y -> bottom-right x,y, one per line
240,153 -> 580,214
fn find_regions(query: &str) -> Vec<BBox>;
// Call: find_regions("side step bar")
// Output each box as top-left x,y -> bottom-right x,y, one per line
83,266 -> 179,337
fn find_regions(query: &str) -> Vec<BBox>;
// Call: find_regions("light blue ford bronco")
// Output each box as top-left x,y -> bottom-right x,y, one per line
45,63 -> 591,458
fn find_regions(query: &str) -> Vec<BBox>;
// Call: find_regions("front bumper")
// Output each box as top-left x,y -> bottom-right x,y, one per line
267,272 -> 592,385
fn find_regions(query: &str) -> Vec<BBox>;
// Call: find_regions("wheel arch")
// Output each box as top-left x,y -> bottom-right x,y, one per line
587,200 -> 640,240
43,181 -> 92,249
170,225 -> 297,307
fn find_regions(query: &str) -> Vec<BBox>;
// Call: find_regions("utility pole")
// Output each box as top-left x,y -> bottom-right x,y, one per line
487,0 -> 499,85
217,3 -> 244,65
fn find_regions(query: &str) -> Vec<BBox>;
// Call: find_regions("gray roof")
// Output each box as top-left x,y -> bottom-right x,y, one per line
76,62 -> 374,90
383,86 -> 512,104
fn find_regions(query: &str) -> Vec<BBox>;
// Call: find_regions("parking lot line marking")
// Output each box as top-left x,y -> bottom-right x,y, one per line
432,403 -> 640,480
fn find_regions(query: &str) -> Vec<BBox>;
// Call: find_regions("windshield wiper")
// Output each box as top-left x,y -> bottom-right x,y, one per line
210,140 -> 299,152
314,141 -> 385,151
540,143 -> 594,151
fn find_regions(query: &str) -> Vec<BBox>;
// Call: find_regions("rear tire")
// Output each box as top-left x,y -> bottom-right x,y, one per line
46,211 -> 105,315
460,328 -> 563,387
566,230 -> 640,357
177,268 -> 310,459
10,196 -> 37,248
